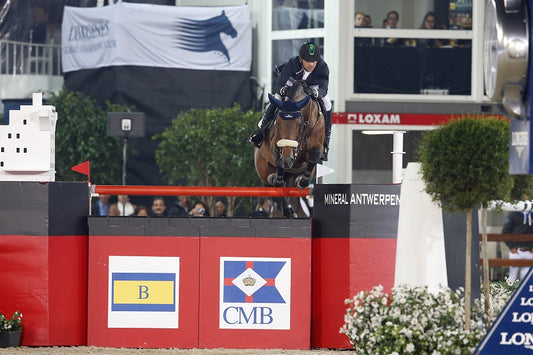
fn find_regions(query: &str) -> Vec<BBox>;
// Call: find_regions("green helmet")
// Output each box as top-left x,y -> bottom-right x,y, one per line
299,42 -> 320,62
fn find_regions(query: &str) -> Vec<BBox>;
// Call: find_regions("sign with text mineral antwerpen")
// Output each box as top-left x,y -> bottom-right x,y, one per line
473,267 -> 533,354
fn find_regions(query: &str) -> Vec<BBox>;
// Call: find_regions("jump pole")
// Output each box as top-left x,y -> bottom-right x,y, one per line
92,185 -> 310,198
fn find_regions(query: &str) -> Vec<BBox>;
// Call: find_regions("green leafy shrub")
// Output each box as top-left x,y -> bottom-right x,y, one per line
417,116 -> 513,212
153,104 -> 261,215
48,88 -> 134,184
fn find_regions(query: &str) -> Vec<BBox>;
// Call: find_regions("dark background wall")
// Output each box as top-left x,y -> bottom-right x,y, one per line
64,65 -> 254,187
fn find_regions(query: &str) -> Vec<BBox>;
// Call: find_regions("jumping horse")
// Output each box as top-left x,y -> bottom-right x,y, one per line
254,80 -> 325,217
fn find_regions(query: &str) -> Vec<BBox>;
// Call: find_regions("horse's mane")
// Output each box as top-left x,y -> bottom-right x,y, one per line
286,80 -> 308,102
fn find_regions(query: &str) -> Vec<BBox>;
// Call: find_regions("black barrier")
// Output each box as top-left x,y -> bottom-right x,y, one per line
0,181 -> 89,346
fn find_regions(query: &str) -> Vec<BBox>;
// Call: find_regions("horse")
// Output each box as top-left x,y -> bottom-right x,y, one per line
254,80 -> 325,217
175,10 -> 237,63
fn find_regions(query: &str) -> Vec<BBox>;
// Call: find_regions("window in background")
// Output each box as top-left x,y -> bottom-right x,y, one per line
354,39 -> 471,95
352,130 -> 423,184
272,0 -> 324,31
352,0 -> 474,96
353,0 -> 472,30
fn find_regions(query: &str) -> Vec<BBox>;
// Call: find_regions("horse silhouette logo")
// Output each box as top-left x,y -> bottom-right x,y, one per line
175,10 -> 237,63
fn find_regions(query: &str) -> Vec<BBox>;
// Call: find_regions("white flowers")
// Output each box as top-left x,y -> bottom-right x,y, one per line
340,280 -> 518,354
0,311 -> 23,333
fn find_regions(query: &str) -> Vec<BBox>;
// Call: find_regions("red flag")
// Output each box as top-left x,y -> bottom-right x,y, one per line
71,161 -> 90,182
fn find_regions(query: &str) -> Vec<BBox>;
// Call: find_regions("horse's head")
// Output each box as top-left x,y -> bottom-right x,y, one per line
218,10 -> 238,38
175,10 -> 237,63
268,87 -> 311,169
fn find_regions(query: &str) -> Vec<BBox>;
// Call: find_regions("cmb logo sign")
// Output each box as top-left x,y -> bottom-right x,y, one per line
219,257 -> 291,329
474,268 -> 533,354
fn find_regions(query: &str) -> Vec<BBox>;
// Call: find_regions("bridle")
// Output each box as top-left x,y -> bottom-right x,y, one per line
273,94 -> 321,160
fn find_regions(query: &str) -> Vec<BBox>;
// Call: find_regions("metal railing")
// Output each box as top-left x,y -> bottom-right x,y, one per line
479,233 -> 533,267
0,39 -> 62,76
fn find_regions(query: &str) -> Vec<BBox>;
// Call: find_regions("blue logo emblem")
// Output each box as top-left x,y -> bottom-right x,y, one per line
175,10 -> 237,63
223,260 -> 286,303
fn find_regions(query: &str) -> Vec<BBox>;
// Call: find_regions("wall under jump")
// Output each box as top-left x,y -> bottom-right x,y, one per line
0,181 -> 476,349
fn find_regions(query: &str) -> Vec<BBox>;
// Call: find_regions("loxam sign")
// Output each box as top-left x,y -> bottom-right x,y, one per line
332,113 -> 506,126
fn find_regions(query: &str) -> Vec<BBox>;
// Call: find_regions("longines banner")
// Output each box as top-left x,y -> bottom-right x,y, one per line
474,267 -> 533,354
62,2 -> 251,73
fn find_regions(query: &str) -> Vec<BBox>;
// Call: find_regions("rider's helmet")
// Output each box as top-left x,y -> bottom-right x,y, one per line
299,42 -> 320,62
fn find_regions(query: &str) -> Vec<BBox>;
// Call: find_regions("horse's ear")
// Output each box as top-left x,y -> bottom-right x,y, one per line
268,93 -> 284,108
294,95 -> 311,110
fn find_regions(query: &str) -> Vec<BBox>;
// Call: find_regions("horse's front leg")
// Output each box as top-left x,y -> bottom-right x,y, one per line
295,146 -> 321,189
268,166 -> 285,187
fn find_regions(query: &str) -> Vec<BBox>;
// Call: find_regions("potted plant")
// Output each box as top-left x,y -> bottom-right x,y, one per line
0,311 -> 23,347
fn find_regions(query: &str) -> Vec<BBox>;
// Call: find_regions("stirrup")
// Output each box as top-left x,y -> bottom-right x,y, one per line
320,146 -> 329,162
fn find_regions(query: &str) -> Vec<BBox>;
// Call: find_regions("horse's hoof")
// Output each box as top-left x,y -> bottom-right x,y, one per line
295,175 -> 309,189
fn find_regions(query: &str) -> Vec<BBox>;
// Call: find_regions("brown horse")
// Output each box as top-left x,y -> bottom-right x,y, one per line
254,80 -> 325,216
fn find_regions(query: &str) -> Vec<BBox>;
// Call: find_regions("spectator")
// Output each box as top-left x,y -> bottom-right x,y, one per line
354,11 -> 372,46
168,195 -> 190,217
92,194 -> 111,216
250,197 -> 271,218
112,195 -> 136,216
363,14 -> 372,28
214,199 -> 227,218
149,196 -> 168,217
109,203 -> 120,216
377,10 -> 400,46
190,201 -> 209,217
415,12 -> 443,48
502,205 -> 533,281
385,10 -> 399,29
354,11 -> 365,27
135,205 -> 148,216
30,6 -> 47,45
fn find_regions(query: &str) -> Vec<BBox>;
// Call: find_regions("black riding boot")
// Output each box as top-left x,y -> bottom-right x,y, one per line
321,110 -> 332,162
248,103 -> 276,148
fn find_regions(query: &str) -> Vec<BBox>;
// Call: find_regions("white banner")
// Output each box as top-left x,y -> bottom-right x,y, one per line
62,2 -> 251,73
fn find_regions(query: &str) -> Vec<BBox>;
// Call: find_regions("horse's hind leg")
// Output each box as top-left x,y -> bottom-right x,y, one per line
296,146 -> 322,189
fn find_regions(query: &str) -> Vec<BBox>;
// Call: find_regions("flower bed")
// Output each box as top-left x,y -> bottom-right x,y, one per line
340,281 -> 518,354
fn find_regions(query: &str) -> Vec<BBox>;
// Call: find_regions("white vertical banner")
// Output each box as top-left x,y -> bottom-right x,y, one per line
62,2 -> 251,73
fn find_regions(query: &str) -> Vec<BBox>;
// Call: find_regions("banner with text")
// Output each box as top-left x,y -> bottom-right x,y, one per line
62,2 -> 251,73
474,267 -> 533,354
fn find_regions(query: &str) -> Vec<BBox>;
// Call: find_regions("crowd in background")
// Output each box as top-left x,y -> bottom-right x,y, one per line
91,194 -> 274,218
354,8 -> 472,48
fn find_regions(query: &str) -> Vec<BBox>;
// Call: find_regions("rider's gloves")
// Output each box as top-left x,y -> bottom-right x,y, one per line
280,86 -> 289,96
304,87 -> 319,98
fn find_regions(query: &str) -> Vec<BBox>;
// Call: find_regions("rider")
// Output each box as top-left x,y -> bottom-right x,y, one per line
248,41 -> 332,161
